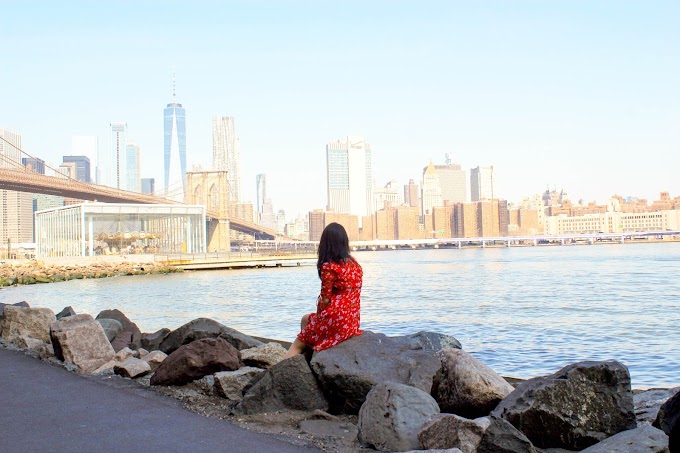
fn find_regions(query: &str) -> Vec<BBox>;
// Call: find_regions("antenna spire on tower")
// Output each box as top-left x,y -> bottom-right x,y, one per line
172,66 -> 176,102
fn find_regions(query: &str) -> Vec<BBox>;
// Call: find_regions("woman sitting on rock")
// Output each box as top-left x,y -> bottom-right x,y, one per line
284,222 -> 363,358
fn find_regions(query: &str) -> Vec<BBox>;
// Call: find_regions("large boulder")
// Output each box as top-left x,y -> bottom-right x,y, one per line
159,318 -> 262,354
654,389 -> 680,451
432,349 -> 514,418
97,319 -> 123,342
0,301 -> 29,318
150,337 -> 243,386
241,342 -> 287,369
114,358 -> 152,378
49,314 -> 115,374
418,414 -> 490,452
141,328 -> 171,351
214,367 -> 266,401
477,417 -> 536,453
0,306 -> 55,343
636,388 -> 680,426
95,309 -> 142,349
358,382 -> 440,452
492,360 -> 637,450
310,330 -> 461,414
579,425 -> 669,452
235,355 -> 328,414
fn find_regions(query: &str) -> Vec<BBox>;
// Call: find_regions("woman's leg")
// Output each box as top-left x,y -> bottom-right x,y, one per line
284,314 -> 311,359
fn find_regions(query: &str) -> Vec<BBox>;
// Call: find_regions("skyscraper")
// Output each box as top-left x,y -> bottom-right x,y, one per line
99,122 -> 127,189
404,179 -> 420,209
125,143 -> 140,192
256,173 -> 266,214
71,136 -> 98,183
421,161 -> 442,216
0,128 -> 33,243
62,156 -> 91,182
164,77 -> 187,199
212,116 -> 240,202
435,155 -> 467,203
22,157 -> 45,174
141,178 -> 155,195
470,166 -> 495,201
326,136 -> 374,220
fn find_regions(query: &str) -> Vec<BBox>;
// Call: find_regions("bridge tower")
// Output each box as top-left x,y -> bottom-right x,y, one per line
185,170 -> 231,252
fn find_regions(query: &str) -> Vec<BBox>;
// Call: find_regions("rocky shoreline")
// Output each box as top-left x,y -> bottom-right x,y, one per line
0,301 -> 677,452
0,259 -> 181,286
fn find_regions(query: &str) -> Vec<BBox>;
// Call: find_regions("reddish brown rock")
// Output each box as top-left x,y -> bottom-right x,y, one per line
150,338 -> 243,386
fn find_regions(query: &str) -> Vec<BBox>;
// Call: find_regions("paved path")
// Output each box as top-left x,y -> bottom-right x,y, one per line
0,348 -> 322,453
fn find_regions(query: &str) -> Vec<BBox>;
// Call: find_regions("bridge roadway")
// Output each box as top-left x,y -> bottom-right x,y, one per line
0,167 -> 278,239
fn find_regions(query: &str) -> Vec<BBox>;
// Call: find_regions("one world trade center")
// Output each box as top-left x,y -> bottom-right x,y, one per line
163,76 -> 187,200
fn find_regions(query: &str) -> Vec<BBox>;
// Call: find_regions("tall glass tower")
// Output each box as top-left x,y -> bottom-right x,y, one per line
164,75 -> 187,200
326,136 -> 374,218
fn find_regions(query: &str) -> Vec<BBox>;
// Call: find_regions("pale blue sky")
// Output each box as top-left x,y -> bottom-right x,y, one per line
2,1 -> 679,217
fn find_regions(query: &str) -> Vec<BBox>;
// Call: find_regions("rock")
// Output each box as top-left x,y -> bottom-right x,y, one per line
492,360 -> 637,450
141,350 -> 167,371
110,331 -> 133,352
432,349 -> 514,418
95,309 -> 142,348
186,375 -> 216,396
137,348 -> 149,358
477,417 -> 536,453
150,338 -> 243,386
408,331 -> 463,351
358,382 -> 440,452
299,419 -> 358,441
310,330 -> 456,414
654,389 -> 680,450
97,318 -> 123,342
636,388 -> 680,426
402,450 -> 463,453
241,342 -> 287,369
92,360 -> 116,375
214,367 -> 266,401
14,335 -> 45,350
418,414 -> 490,452
113,358 -> 152,378
0,301 -> 29,318
0,306 -> 55,343
49,314 -> 115,374
140,328 -> 170,351
235,355 -> 328,414
114,347 -> 135,362
55,306 -> 76,320
580,425 -> 669,452
159,318 -> 262,354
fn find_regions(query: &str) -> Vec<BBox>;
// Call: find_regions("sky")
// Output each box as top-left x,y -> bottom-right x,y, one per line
2,1 -> 679,218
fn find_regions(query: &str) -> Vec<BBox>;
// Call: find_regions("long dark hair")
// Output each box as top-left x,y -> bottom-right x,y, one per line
317,222 -> 352,277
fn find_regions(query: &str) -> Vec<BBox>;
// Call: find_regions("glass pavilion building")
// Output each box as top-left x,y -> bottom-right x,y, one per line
35,203 -> 206,257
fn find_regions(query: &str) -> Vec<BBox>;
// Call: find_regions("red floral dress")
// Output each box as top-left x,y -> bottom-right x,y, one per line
297,258 -> 363,352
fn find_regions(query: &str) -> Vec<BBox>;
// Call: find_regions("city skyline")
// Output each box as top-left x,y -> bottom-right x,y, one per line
2,1 -> 678,216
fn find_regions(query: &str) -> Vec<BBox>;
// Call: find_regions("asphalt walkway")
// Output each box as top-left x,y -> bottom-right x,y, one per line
0,347 -> 322,453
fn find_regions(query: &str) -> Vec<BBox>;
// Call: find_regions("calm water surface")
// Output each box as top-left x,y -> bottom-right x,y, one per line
3,242 -> 679,388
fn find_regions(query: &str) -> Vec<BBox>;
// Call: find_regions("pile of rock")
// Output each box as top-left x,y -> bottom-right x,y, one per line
0,261 -> 180,286
0,301 -> 677,452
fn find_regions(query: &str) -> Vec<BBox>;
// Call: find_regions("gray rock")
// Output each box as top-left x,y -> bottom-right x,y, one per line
580,425 -> 669,452
235,355 -> 328,414
310,330 -> 454,414
97,318 -> 123,342
140,328 -> 170,351
477,417 -> 536,453
0,306 -> 55,343
55,306 -> 76,320
0,301 -> 29,318
150,337 -> 243,386
636,388 -> 680,426
358,382 -> 440,452
241,342 -> 287,369
95,309 -> 142,348
653,389 -> 680,451
407,331 -> 463,351
214,367 -> 266,401
159,318 -> 262,354
113,357 -> 152,378
110,331 -> 133,352
492,360 -> 637,450
49,314 -> 115,374
402,450 -> 463,453
418,414 -> 490,452
186,375 -> 216,396
433,349 -> 514,418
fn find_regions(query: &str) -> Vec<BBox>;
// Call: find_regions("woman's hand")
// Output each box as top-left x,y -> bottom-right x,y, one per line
316,297 -> 330,315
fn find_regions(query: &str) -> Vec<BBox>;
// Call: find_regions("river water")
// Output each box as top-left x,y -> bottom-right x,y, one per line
3,242 -> 679,388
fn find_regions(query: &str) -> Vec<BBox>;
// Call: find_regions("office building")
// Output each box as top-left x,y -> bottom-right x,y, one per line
141,178 -> 155,195
470,166 -> 494,201
374,180 -> 403,212
212,116 -> 240,202
0,128 -> 33,243
404,179 -> 420,209
435,155 -> 467,203
421,161 -> 442,216
125,143 -> 140,192
164,81 -> 187,199
99,122 -> 127,189
62,156 -> 91,182
22,157 -> 45,174
71,136 -> 97,183
326,136 -> 374,220
308,209 -> 325,241
256,173 -> 266,215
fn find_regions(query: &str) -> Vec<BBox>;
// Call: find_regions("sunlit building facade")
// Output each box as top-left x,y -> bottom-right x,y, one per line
212,116 -> 240,202
0,128 -> 33,243
164,98 -> 187,199
125,143 -> 141,192
326,136 -> 374,221
470,166 -> 494,201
